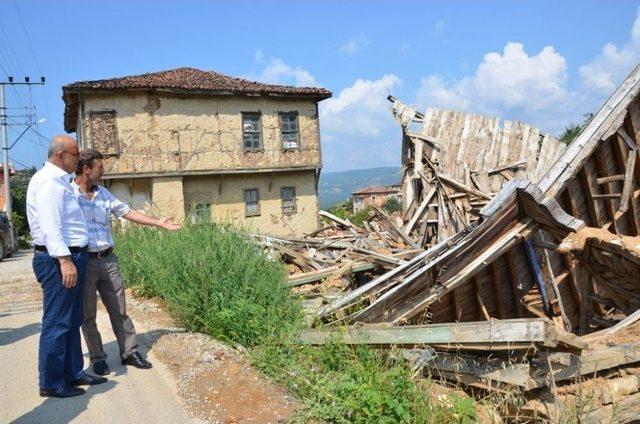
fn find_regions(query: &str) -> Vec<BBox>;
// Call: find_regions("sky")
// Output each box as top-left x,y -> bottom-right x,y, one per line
1,0 -> 640,172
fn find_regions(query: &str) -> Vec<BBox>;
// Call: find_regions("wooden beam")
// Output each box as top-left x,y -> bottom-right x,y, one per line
578,167 -> 603,227
592,193 -> 622,199
437,172 -> 492,200
297,318 -> 586,350
619,149 -> 637,213
618,128 -> 638,150
611,135 -> 640,235
596,174 -> 625,184
473,275 -> 491,320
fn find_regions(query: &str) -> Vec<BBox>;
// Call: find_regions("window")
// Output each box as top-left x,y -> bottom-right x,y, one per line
242,112 -> 262,150
279,112 -> 299,149
190,203 -> 211,224
281,186 -> 296,215
244,189 -> 260,216
89,110 -> 119,155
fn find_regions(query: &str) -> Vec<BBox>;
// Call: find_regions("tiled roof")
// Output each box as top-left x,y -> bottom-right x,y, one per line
352,186 -> 400,195
62,67 -> 331,132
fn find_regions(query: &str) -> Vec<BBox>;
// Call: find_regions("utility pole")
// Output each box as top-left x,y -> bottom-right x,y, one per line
1,76 -> 45,249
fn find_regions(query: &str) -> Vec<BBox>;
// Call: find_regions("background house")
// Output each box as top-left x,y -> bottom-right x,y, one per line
62,67 -> 331,236
351,184 -> 401,212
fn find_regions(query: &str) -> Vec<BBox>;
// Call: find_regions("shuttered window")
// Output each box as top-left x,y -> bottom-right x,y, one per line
244,188 -> 260,216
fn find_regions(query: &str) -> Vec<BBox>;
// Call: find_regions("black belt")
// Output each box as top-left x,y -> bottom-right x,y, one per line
88,247 -> 113,259
34,245 -> 88,254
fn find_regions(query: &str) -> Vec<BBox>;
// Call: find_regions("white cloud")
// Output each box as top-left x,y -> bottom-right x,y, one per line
579,8 -> 640,93
321,74 -> 401,137
257,57 -> 317,87
417,42 -> 573,132
339,33 -> 372,55
319,74 -> 402,171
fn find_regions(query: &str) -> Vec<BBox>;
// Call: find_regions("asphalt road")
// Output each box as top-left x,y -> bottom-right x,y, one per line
0,251 -> 197,424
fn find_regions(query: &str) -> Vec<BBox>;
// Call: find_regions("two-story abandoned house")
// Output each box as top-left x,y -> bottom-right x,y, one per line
62,67 -> 331,235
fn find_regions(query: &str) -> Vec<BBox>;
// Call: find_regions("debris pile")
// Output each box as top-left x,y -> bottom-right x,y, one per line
261,64 -> 640,421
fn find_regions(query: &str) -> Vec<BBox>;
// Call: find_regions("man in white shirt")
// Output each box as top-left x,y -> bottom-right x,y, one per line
73,149 -> 180,376
27,136 -> 107,398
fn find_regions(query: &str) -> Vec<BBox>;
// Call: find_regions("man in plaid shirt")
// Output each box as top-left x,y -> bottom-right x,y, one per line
73,149 -> 180,375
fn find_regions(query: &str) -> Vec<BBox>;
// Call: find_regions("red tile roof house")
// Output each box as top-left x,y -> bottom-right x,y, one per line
62,67 -> 332,235
351,185 -> 401,212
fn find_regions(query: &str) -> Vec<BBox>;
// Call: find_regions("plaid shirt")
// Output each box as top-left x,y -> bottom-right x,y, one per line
72,182 -> 131,252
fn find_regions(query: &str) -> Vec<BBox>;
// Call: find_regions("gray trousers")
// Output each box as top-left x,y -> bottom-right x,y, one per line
81,252 -> 138,362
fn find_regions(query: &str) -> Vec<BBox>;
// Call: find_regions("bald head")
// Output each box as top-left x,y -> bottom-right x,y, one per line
48,135 -> 77,159
48,135 -> 80,173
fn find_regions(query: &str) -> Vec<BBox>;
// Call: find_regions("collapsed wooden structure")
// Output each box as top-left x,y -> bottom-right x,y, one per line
262,64 -> 640,421
390,96 -> 566,246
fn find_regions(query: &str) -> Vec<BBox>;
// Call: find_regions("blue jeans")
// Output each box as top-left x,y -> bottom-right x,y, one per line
33,249 -> 88,390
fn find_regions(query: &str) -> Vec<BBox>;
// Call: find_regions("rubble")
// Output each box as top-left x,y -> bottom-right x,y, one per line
257,64 -> 640,421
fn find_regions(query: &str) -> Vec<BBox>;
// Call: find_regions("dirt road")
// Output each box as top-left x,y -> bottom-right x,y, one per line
0,251 -> 196,424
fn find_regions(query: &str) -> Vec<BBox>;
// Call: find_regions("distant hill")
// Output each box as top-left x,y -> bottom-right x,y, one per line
318,166 -> 402,209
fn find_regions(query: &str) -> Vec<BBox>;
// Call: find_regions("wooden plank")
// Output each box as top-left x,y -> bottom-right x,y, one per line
618,127 -> 638,150
318,210 -> 358,229
592,193 -> 622,199
298,319 -> 555,346
437,172 -> 492,200
403,187 -> 436,235
619,149 -> 637,213
596,174 -> 625,184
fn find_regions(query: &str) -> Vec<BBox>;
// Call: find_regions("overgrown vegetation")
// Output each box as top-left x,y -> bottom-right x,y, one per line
115,224 -> 476,422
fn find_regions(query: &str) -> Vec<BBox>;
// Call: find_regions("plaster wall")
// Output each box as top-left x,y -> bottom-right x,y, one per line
80,92 -> 322,177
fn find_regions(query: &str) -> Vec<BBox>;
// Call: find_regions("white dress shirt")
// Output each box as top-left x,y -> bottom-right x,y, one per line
27,161 -> 89,257
71,182 -> 131,252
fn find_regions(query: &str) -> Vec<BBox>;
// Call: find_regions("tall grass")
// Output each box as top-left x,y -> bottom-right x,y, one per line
115,223 -> 300,346
115,223 -> 476,422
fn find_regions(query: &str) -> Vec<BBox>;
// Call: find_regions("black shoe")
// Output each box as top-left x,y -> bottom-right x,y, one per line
40,386 -> 86,398
121,351 -> 152,369
68,373 -> 108,386
93,360 -> 110,376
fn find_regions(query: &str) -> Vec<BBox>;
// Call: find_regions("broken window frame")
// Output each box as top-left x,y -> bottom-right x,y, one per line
244,188 -> 260,217
242,112 -> 263,151
88,109 -> 120,156
279,112 -> 300,150
281,186 -> 297,215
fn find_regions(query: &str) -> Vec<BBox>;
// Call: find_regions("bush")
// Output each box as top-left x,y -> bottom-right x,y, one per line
115,223 -> 301,346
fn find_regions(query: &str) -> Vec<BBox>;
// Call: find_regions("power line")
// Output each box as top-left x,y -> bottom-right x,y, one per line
13,1 -> 41,72
11,0 -> 51,135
